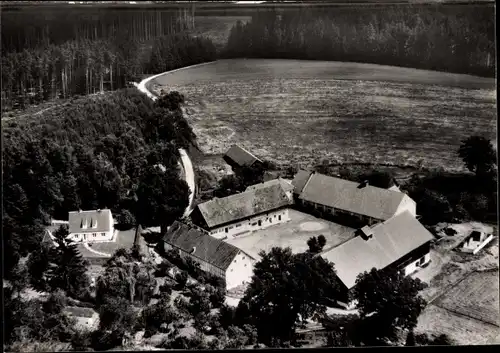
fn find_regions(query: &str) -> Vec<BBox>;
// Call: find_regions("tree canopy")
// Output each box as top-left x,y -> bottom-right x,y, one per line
458,136 -> 496,180
354,268 -> 427,344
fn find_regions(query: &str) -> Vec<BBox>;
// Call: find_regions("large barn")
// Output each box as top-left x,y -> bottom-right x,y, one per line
190,179 -> 294,239
223,144 -> 263,170
321,210 -> 433,308
163,221 -> 256,290
292,170 -> 416,228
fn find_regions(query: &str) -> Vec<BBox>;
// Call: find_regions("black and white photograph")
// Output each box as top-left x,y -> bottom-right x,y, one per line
1,0 -> 498,350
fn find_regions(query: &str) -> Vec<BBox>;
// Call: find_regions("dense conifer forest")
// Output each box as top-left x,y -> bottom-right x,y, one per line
224,5 -> 495,77
0,6 -> 216,110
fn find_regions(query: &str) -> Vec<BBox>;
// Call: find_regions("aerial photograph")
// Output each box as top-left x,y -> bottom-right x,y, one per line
1,0 -> 498,350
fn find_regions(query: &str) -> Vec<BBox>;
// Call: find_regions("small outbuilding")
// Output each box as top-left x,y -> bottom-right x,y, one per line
223,144 -> 263,170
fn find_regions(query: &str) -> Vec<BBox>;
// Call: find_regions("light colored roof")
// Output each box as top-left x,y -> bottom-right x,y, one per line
64,306 -> 97,318
321,211 -> 434,289
68,209 -> 112,234
197,183 -> 292,228
163,221 -> 245,270
245,178 -> 294,193
291,170 -> 312,195
298,172 -> 408,220
224,145 -> 261,167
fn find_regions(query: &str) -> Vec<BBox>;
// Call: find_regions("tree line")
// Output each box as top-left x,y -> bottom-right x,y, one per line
1,7 -> 194,53
223,5 -> 495,77
1,32 -> 217,110
2,89 -> 194,280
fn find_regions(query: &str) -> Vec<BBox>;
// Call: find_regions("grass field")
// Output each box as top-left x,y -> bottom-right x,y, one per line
149,59 -> 496,172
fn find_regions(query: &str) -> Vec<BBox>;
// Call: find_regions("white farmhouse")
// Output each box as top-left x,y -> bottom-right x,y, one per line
190,178 -> 293,239
68,209 -> 114,243
163,221 -> 256,290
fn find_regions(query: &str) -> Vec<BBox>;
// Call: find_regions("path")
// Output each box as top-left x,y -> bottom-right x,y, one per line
2,104 -> 57,122
82,243 -> 112,258
135,67 -> 201,217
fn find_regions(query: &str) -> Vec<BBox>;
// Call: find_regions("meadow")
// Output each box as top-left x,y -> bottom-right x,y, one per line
148,59 -> 496,172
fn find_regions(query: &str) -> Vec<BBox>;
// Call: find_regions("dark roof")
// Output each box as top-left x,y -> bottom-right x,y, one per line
64,306 -> 97,318
224,145 -> 261,167
321,211 -> 434,289
245,178 -> 294,193
163,221 -> 242,270
291,170 -> 313,195
68,209 -> 112,234
196,182 -> 292,228
298,172 -> 410,220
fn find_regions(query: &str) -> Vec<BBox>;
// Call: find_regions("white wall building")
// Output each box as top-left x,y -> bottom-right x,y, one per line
68,209 -> 114,243
163,221 -> 256,290
191,178 -> 294,239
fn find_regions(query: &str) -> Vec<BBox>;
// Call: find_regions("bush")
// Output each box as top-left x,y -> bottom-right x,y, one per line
175,271 -> 188,289
209,288 -> 226,308
116,209 -> 136,230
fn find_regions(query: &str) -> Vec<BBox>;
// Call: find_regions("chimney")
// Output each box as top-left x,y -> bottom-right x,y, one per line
190,246 -> 196,254
97,209 -> 101,212
78,209 -> 82,213
359,226 -> 373,240
358,180 -> 369,189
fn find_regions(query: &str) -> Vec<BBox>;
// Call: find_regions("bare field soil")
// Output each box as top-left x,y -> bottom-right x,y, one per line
416,304 -> 500,346
149,59 -> 496,172
224,209 -> 355,260
433,270 -> 499,326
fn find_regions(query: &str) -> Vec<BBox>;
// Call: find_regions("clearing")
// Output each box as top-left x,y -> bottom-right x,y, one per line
413,221 -> 499,345
148,59 -> 496,172
224,209 -> 355,260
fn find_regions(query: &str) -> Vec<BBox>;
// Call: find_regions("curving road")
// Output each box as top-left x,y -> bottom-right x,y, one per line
135,71 -> 197,218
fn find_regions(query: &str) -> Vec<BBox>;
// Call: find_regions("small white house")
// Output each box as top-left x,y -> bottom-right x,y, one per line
68,209 -> 114,243
163,221 -> 256,290
64,307 -> 99,331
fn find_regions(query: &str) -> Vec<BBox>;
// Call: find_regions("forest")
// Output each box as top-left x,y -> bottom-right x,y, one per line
223,4 -> 495,77
2,89 -> 195,279
0,6 -> 217,110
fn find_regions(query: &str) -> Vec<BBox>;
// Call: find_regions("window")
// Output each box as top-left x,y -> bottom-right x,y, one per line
278,215 -> 281,221
225,228 -> 228,233
417,256 -> 426,266
101,233 -> 106,237
258,220 -> 262,226
244,264 -> 247,267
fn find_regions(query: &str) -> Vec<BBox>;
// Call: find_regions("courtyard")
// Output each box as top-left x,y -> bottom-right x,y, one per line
224,209 -> 356,260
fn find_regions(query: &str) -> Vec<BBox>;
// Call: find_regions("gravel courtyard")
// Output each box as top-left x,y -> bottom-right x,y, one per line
225,209 -> 355,260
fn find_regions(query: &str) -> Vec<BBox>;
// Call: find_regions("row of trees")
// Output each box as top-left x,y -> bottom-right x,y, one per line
1,32 -> 216,110
224,5 -> 495,77
2,89 -> 194,279
1,7 -> 195,53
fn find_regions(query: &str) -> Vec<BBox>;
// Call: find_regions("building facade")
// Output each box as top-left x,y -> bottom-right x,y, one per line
190,179 -> 293,239
68,209 -> 114,243
163,221 -> 256,290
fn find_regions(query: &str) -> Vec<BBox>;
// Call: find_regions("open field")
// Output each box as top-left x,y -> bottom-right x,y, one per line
149,59 -> 496,172
416,303 -> 499,345
433,269 -> 499,326
224,209 -> 355,260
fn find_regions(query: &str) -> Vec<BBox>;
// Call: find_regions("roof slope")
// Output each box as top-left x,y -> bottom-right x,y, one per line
68,209 -> 112,234
64,306 -> 97,318
291,170 -> 313,195
298,172 -> 407,220
197,183 -> 292,228
163,221 -> 242,270
321,211 -> 434,289
245,178 -> 294,193
224,145 -> 261,167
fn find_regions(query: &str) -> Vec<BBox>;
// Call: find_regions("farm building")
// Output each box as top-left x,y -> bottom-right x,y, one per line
458,230 -> 495,254
68,209 -> 114,243
64,307 -> 99,330
292,170 -> 416,228
223,144 -> 263,170
321,210 -> 433,309
162,221 -> 256,290
245,177 -> 294,201
190,179 -> 293,239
